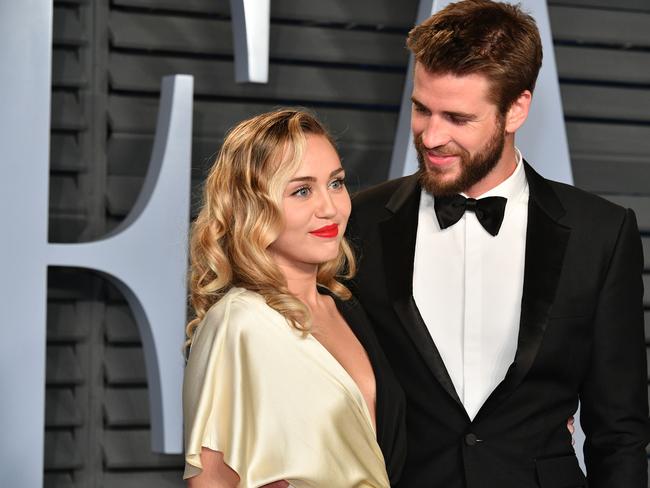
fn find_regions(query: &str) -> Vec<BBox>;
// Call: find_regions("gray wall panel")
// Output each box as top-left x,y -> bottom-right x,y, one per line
556,45 -> 650,84
550,5 -> 650,46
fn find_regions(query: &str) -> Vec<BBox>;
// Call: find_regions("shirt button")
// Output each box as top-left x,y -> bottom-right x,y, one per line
464,433 -> 479,446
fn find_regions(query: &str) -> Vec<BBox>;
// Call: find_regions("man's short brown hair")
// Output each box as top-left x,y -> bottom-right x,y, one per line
407,0 -> 543,114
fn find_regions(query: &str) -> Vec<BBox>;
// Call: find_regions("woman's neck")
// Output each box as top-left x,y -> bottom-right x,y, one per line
277,263 -> 321,310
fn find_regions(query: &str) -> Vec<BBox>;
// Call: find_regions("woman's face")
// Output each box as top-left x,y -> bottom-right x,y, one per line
268,134 -> 351,274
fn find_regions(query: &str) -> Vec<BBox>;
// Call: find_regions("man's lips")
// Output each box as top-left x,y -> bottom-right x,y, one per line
426,151 -> 459,167
309,224 -> 339,238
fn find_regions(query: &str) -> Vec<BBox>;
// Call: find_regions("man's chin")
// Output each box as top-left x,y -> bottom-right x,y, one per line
419,171 -> 463,197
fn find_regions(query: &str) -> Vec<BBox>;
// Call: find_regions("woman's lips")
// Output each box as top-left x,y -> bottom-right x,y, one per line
309,224 -> 339,238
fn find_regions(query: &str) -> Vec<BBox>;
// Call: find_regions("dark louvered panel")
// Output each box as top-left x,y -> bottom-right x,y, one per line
105,304 -> 141,344
103,430 -> 183,469
44,430 -> 84,470
105,346 -> 147,385
104,388 -> 149,426
47,1 -> 98,486
46,388 -> 83,427
52,50 -> 86,88
47,303 -> 87,342
51,92 -> 86,131
548,0 -> 650,12
50,0 -> 91,246
561,85 -> 650,123
566,122 -> 650,157
44,473 -> 75,488
550,5 -> 650,46
46,345 -> 84,385
50,134 -> 84,172
556,45 -> 650,84
103,471 -> 185,488
49,176 -> 85,215
571,155 -> 650,195
105,175 -> 145,218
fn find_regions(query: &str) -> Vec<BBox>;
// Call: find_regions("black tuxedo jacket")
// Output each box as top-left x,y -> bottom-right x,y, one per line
348,162 -> 649,488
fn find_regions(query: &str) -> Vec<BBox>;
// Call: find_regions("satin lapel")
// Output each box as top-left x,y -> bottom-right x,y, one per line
380,176 -> 463,407
475,162 -> 571,421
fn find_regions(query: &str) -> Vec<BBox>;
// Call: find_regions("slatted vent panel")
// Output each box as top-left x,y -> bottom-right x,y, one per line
46,1 -> 93,487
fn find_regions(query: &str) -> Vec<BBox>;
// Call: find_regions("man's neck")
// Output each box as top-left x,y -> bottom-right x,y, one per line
465,144 -> 518,198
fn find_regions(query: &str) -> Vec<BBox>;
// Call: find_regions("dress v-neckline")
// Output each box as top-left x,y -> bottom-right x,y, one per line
306,292 -> 378,435
306,330 -> 377,434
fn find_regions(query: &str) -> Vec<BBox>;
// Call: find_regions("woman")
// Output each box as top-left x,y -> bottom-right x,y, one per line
183,109 -> 406,487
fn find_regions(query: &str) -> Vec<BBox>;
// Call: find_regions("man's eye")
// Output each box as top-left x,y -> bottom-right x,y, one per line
414,104 -> 428,114
448,115 -> 469,125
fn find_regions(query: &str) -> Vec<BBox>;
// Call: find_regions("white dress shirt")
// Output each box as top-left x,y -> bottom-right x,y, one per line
413,149 -> 529,420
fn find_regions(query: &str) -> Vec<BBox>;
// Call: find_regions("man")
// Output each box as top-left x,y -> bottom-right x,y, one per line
349,1 -> 649,486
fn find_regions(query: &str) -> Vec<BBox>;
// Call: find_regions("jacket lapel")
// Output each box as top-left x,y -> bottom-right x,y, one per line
475,161 -> 571,421
379,175 -> 463,407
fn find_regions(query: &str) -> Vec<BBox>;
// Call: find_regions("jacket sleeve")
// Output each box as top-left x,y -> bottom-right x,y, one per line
580,208 -> 649,487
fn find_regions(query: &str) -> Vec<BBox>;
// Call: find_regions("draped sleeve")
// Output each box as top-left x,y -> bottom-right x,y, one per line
183,287 -> 390,488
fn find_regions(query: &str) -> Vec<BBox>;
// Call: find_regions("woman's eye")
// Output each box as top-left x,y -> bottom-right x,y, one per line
329,178 -> 345,190
292,186 -> 311,197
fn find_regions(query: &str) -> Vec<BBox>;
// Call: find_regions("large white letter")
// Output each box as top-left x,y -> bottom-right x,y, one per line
0,1 -> 52,486
229,0 -> 271,83
0,67 -> 193,488
48,75 -> 194,454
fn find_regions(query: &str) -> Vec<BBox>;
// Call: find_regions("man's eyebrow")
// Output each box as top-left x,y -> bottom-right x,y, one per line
411,96 -> 426,107
412,97 -> 477,120
443,110 -> 477,120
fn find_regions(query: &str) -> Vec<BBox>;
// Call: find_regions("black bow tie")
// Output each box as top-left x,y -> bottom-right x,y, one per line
434,194 -> 507,236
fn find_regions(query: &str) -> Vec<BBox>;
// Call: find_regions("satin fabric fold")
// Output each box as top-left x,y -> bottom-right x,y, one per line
183,287 -> 390,487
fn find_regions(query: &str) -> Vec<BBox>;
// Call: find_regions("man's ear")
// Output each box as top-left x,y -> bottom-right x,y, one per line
505,90 -> 532,133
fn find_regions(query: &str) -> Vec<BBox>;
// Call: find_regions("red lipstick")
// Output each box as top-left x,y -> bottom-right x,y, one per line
309,224 -> 338,238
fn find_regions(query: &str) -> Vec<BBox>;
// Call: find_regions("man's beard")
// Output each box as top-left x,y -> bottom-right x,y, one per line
416,116 -> 506,197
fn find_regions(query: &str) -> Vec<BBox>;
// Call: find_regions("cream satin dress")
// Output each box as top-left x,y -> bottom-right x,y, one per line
183,287 -> 390,488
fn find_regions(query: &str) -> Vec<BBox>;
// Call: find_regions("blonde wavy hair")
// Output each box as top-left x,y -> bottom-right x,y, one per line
185,108 -> 356,348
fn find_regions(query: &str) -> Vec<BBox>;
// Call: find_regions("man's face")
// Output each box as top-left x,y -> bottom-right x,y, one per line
411,63 -> 507,197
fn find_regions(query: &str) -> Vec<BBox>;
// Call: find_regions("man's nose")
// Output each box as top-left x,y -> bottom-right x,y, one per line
420,117 -> 451,150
